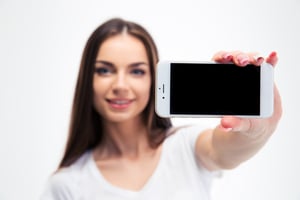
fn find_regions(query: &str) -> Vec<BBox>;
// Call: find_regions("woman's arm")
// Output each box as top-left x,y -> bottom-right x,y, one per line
195,51 -> 283,171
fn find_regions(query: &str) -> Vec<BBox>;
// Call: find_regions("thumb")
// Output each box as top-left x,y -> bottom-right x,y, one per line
220,117 -> 251,133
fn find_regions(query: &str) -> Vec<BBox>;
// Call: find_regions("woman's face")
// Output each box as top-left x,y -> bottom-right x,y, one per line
93,33 -> 151,124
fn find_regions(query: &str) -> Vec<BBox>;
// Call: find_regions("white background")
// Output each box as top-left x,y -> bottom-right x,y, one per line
0,0 -> 299,199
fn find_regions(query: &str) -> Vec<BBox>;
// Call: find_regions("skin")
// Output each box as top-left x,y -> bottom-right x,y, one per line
92,33 -> 282,190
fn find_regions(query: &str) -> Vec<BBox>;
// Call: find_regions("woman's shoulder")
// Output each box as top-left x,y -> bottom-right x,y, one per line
40,151 -> 94,199
41,151 -> 93,196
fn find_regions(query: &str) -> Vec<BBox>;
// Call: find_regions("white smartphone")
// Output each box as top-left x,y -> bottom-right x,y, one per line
155,61 -> 274,118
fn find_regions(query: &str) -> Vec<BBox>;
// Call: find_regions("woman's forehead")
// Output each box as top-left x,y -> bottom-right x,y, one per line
96,34 -> 149,65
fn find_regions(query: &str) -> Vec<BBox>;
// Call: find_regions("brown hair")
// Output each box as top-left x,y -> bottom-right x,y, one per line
59,18 -> 172,168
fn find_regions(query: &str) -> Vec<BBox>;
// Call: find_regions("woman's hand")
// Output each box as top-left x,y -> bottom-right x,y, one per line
195,51 -> 282,170
212,51 -> 282,138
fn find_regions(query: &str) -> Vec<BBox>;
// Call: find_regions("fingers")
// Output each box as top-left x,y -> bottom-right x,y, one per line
212,51 -> 233,64
231,51 -> 250,66
249,52 -> 264,66
266,51 -> 278,67
212,51 -> 277,67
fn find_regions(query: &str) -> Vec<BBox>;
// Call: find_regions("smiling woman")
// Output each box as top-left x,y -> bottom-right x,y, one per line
56,18 -> 172,170
40,18 -> 282,200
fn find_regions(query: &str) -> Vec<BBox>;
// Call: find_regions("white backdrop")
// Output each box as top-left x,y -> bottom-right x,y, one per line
0,0 -> 299,199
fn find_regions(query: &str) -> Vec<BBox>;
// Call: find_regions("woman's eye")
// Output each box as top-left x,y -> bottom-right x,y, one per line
131,69 -> 145,76
95,67 -> 111,75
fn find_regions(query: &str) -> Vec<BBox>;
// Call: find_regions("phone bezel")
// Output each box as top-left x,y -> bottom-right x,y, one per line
155,61 -> 274,118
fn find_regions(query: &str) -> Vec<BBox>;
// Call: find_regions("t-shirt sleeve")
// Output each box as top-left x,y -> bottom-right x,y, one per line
40,172 -> 77,200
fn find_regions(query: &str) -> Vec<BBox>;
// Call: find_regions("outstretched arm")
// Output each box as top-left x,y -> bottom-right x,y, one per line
195,51 -> 282,170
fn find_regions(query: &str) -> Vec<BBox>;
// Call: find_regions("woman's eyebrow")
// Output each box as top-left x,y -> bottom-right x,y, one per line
95,60 -> 148,68
129,62 -> 148,68
95,60 -> 115,67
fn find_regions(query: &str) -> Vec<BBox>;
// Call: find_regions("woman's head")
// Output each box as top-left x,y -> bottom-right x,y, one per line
59,18 -> 172,168
93,32 -> 151,125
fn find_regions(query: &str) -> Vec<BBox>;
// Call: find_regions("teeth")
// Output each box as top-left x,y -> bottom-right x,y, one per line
112,100 -> 129,105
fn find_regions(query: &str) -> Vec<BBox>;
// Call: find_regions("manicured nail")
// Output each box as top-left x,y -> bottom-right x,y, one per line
253,55 -> 264,64
237,54 -> 249,66
223,53 -> 233,61
220,126 -> 233,132
270,51 -> 277,57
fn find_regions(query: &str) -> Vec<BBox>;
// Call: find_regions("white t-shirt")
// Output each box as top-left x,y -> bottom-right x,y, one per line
41,126 -> 215,200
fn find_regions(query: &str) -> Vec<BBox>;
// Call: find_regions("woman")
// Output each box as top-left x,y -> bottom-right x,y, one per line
41,18 -> 282,200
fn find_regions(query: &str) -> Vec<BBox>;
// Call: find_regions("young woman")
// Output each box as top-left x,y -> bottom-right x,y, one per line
41,18 -> 282,200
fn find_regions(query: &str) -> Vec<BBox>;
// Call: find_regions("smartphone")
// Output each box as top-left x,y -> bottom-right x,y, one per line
155,61 -> 274,118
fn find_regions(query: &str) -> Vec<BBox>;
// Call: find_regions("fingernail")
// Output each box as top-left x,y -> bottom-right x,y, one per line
270,51 -> 277,57
237,54 -> 249,66
223,53 -> 233,61
253,55 -> 264,64
220,126 -> 233,132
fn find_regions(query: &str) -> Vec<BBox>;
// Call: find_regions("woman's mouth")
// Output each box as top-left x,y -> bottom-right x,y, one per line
107,99 -> 133,109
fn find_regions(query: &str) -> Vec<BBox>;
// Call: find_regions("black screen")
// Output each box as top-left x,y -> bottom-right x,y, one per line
170,63 -> 260,115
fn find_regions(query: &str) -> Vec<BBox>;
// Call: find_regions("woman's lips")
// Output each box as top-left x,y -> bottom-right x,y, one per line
107,99 -> 133,109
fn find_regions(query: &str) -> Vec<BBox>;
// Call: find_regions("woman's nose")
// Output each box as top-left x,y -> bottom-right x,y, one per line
112,73 -> 129,95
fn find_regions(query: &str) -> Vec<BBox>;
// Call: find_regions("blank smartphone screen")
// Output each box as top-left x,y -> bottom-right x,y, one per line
170,63 -> 261,115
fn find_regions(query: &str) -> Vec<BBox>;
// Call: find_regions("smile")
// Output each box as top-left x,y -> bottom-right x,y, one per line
107,99 -> 133,109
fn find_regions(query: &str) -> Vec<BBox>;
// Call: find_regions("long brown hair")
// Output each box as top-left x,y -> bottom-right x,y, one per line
59,18 -> 172,168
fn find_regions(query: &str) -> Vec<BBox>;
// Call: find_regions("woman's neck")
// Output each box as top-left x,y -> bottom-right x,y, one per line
98,118 -> 151,159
